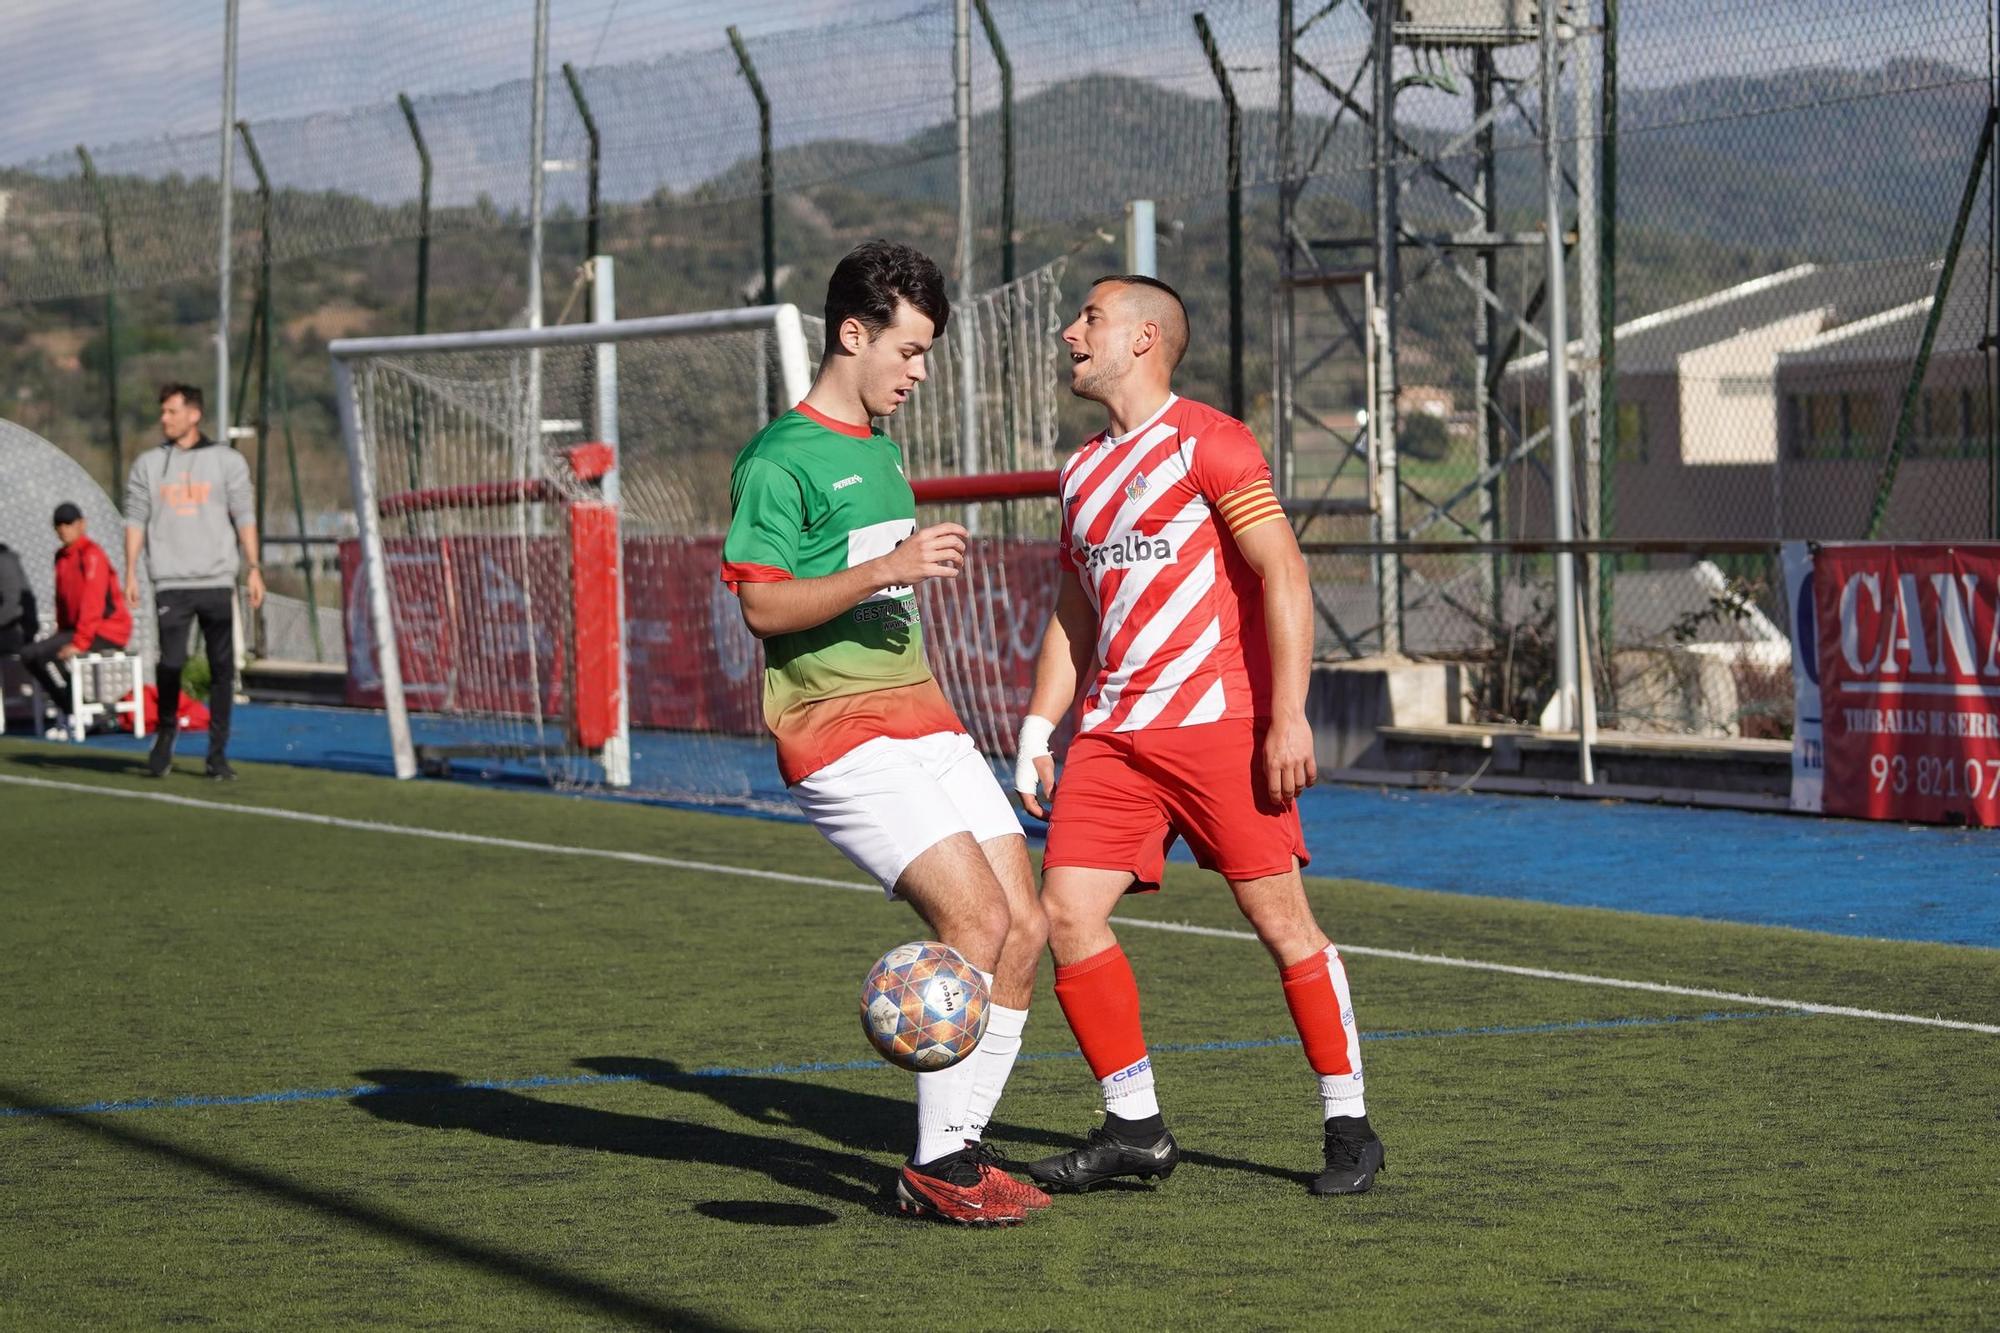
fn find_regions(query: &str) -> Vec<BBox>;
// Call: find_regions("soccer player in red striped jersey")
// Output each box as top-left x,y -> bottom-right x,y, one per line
1013,275 -> 1385,1196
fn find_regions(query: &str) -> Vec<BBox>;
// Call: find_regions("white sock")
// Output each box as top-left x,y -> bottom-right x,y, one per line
1319,944 -> 1367,1120
913,968 -> 996,1165
1101,1055 -> 1160,1121
961,1002 -> 1028,1143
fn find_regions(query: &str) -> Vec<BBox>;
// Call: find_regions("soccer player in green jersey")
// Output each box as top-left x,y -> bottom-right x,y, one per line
721,241 -> 1051,1225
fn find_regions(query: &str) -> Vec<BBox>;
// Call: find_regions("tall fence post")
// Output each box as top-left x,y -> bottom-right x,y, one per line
728,25 -> 777,419
1275,0 -> 1295,495
975,0 -> 1018,487
77,146 -> 122,501
1865,104 -> 1996,540
526,0 -> 552,532
216,0 -> 239,458
397,91 -> 433,496
562,62 -> 602,297
1371,0 -> 1402,655
727,26 -> 776,310
1542,0 -> 1583,769
235,121 -> 274,543
528,0 -> 550,333
1124,200 -> 1158,276
1194,12 -> 1243,421
953,0 -> 981,511
1574,16 -> 1604,697
1474,51 -> 1503,628
397,94 -> 432,335
1598,0 -> 1619,666
972,0 -> 1014,288
236,119 -> 275,659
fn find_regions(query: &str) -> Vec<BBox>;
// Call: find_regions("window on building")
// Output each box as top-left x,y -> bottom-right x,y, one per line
1784,390 -> 1885,460
1845,393 -> 1882,453
1796,392 -> 1847,459
1920,389 -> 1961,458
1965,388 -> 1992,460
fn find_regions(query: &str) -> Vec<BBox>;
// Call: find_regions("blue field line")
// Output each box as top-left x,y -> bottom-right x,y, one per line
0,1008 -> 1788,1123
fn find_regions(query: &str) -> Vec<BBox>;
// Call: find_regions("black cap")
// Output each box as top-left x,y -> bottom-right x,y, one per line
52,502 -> 84,527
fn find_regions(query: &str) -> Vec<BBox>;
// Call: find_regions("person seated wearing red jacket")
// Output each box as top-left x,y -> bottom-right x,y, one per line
19,502 -> 133,736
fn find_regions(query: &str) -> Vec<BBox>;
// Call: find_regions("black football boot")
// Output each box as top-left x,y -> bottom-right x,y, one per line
1026,1114 -> 1180,1192
1311,1114 -> 1385,1195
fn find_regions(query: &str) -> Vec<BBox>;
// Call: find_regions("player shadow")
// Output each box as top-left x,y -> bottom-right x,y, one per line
2,748 -> 156,777
693,1199 -> 838,1227
576,1055 -> 1079,1162
0,1079 -> 721,1330
573,1056 -> 917,1156
349,1068 -> 890,1217
578,1056 -> 1302,1187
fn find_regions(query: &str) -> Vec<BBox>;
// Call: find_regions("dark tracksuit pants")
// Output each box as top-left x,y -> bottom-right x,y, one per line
19,632 -> 127,717
155,587 -> 236,758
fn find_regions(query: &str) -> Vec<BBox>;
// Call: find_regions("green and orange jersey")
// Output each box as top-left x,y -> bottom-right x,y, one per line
721,401 -> 964,785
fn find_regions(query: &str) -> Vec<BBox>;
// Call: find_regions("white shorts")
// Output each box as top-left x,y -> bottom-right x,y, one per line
789,731 -> 1023,896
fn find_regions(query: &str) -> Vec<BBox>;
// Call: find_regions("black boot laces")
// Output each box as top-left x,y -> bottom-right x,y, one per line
1324,1125 -> 1371,1173
967,1141 -> 1008,1171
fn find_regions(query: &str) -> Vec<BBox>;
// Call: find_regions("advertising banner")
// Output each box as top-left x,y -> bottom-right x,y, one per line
1811,543 -> 2000,826
340,535 -> 1065,753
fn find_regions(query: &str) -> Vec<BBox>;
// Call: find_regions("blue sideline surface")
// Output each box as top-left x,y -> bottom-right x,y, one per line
28,703 -> 2000,949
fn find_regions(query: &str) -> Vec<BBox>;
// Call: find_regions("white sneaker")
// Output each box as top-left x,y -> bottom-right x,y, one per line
43,723 -> 73,741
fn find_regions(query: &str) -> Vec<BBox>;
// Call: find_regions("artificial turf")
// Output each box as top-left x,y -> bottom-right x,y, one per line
1,741 -> 1994,1329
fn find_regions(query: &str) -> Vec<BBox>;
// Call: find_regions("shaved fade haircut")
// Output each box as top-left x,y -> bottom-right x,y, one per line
1093,274 -> 1190,371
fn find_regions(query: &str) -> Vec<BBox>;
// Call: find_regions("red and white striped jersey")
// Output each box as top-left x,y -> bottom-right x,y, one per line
1058,394 -> 1288,735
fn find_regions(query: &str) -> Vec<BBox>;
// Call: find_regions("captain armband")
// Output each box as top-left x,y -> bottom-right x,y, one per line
1215,480 -> 1285,538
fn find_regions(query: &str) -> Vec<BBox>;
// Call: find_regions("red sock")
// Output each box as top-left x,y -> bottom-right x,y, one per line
1053,944 -> 1149,1080
1280,949 -> 1353,1076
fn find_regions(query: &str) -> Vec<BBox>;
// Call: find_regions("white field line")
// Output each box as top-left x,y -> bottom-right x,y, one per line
1128,918 -> 1999,1035
4,771 -> 1995,1037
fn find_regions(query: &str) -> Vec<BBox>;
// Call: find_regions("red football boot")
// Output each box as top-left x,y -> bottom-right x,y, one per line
968,1141 -> 1053,1211
895,1158 -> 1029,1226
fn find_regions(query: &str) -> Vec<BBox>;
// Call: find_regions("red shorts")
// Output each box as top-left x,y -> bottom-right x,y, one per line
1042,716 -> 1310,891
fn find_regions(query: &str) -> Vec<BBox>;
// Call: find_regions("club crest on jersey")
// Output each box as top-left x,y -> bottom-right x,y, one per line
1125,471 -> 1150,502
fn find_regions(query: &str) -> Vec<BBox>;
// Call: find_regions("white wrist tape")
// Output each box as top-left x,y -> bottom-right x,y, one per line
1014,714 -> 1057,796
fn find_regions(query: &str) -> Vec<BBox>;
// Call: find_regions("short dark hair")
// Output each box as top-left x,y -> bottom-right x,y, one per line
1093,273 -> 1186,310
52,502 -> 84,527
159,382 -> 203,411
824,241 -> 950,343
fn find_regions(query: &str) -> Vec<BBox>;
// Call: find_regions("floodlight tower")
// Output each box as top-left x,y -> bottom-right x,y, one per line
1276,0 -> 1603,710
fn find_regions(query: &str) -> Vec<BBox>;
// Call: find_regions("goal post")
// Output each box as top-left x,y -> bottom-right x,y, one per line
332,300 -> 812,784
327,254 -> 1071,807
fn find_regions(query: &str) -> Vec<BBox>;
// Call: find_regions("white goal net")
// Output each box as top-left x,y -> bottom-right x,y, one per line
333,258 -> 1070,806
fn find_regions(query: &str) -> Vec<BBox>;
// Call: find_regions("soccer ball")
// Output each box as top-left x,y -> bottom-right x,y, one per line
860,941 -> 990,1072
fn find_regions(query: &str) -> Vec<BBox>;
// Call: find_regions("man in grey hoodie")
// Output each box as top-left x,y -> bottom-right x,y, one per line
124,383 -> 265,779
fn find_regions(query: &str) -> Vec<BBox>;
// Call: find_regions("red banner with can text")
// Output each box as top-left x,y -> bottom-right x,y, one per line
1812,543 -> 2000,826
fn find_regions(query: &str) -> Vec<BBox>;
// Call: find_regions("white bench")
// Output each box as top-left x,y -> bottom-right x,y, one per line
67,650 -> 147,741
